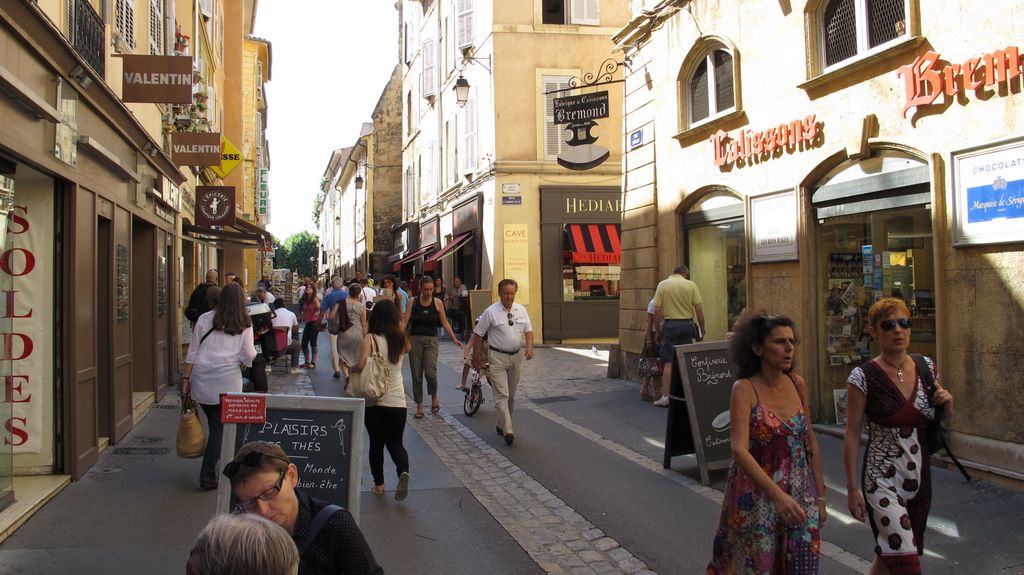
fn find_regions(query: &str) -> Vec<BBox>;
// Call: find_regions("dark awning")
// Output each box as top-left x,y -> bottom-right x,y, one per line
565,224 -> 621,264
423,232 -> 473,272
183,222 -> 264,249
391,244 -> 434,271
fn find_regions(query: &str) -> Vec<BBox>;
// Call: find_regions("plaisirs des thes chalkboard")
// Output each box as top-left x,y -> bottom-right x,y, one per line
217,394 -> 366,523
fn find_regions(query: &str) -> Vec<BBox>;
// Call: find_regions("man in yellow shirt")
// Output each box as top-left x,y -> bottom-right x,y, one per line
653,265 -> 705,407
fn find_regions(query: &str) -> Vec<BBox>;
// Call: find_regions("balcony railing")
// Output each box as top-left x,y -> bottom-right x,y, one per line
72,0 -> 105,77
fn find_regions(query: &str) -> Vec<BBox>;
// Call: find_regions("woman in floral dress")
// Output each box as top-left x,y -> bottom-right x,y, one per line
707,314 -> 826,574
844,298 -> 953,575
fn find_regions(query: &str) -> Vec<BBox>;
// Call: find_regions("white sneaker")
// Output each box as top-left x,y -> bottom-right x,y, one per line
653,396 -> 669,407
288,368 -> 300,375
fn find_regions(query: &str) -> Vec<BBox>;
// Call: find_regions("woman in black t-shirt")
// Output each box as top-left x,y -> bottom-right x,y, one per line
403,276 -> 462,418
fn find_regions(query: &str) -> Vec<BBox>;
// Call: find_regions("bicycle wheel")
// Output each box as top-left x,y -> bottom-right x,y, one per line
464,386 -> 482,416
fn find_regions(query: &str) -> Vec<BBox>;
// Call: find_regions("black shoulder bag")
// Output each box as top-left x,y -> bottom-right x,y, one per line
911,354 -> 971,481
296,504 -> 342,555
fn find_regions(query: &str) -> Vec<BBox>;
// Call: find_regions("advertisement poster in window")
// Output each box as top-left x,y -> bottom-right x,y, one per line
951,136 -> 1024,246
1,178 -> 56,466
503,224 -> 530,302
749,189 -> 798,262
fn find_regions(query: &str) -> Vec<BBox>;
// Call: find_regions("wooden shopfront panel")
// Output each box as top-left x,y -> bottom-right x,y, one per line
70,188 -> 98,477
111,207 -> 133,441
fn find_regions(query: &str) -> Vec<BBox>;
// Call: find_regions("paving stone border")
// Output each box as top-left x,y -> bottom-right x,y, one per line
408,411 -> 657,575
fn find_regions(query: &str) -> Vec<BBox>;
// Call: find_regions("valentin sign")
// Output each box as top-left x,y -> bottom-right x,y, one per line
898,45 -> 1024,119
171,132 -> 222,166
121,55 -> 193,104
195,186 -> 236,228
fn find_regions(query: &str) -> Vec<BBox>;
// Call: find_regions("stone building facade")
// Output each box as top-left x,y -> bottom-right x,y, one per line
613,0 -> 1024,482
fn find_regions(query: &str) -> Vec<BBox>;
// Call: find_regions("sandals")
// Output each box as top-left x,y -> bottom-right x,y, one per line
414,405 -> 424,419
308,362 -> 316,369
431,401 -> 441,414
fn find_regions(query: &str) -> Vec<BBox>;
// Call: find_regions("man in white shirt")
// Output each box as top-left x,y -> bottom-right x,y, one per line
270,300 -> 301,374
358,278 -> 377,308
469,279 -> 534,446
255,286 -> 276,305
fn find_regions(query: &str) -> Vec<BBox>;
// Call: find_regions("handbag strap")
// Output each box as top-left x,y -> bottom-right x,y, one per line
199,326 -> 215,347
296,504 -> 342,555
910,354 -> 971,481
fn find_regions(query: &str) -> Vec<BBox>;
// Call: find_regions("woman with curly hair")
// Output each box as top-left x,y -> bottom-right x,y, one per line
707,313 -> 825,574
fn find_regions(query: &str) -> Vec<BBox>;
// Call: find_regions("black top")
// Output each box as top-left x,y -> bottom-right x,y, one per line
293,489 -> 384,575
184,281 -> 214,324
408,296 -> 441,336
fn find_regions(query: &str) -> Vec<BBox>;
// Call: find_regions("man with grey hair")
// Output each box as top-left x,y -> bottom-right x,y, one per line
652,264 -> 705,407
319,276 -> 348,376
469,279 -> 534,446
186,513 -> 299,575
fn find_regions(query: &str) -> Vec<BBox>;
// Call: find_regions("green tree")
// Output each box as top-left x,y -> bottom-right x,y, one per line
274,231 -> 319,278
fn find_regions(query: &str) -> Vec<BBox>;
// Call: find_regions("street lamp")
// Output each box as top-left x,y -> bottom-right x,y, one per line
453,75 -> 471,107
354,174 -> 364,189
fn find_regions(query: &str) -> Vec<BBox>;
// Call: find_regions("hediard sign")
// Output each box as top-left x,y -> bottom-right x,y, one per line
121,55 -> 193,104
898,46 -> 1024,119
171,132 -> 222,166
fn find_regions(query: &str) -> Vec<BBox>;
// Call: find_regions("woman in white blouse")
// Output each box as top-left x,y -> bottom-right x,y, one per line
182,282 -> 258,490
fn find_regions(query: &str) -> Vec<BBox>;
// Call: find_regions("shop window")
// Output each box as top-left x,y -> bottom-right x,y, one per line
561,224 -> 620,301
684,193 -> 745,340
814,184 -> 934,423
820,0 -> 908,68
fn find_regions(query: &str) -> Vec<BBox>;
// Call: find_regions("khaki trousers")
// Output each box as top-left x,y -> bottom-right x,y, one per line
488,349 -> 523,435
329,332 -> 340,371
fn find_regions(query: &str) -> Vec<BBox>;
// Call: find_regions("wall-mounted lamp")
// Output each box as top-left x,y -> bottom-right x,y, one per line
69,64 -> 94,89
453,53 -> 491,108
354,175 -> 364,190
143,141 -> 160,158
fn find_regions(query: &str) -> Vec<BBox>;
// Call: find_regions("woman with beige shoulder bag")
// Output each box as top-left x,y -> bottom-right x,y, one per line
350,299 -> 413,500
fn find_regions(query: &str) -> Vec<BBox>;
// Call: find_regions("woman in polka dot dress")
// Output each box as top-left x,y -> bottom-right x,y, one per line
843,298 -> 954,575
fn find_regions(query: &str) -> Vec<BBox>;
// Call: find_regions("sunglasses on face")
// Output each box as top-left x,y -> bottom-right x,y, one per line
233,469 -> 287,513
222,450 -> 290,479
879,318 -> 912,331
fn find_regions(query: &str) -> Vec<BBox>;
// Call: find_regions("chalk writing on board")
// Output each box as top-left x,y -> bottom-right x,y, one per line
690,354 -> 732,385
332,417 -> 347,456
705,434 -> 730,448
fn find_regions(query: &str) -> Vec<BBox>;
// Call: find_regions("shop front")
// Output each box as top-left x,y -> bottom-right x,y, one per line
428,195 -> 483,290
387,221 -> 419,279
541,187 -> 621,340
393,216 -> 438,277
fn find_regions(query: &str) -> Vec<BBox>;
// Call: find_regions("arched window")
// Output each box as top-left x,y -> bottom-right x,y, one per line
821,0 -> 908,68
683,47 -> 736,128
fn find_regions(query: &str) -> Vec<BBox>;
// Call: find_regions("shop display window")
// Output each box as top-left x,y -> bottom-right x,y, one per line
561,224 -> 620,301
816,203 -> 936,423
685,194 -> 746,341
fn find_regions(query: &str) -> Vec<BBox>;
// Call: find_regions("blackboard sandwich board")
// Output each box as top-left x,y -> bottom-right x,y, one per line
217,394 -> 365,522
673,340 -> 738,485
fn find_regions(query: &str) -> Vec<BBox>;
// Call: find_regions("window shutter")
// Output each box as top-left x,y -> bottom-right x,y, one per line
569,0 -> 600,26
404,22 -> 411,64
149,0 -> 163,55
456,0 -> 474,49
67,0 -> 75,43
448,12 -> 456,75
115,0 -> 137,52
543,77 -> 573,160
462,97 -> 477,174
422,38 -> 436,97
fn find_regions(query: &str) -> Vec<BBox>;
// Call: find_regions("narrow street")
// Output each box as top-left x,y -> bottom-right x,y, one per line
4,333 -> 1018,574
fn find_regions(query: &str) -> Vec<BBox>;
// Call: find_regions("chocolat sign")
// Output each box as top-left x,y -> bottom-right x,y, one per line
121,55 -> 193,104
195,186 -> 235,228
171,132 -> 222,166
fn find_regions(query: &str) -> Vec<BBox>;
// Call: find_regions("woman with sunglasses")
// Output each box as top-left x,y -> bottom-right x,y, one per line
707,313 -> 825,574
844,298 -> 953,575
182,282 -> 257,491
224,441 -> 384,575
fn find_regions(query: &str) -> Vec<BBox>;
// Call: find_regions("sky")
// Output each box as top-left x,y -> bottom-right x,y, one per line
253,1 -> 399,241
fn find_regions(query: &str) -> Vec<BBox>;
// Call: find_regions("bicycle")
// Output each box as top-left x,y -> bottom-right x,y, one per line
463,367 -> 486,416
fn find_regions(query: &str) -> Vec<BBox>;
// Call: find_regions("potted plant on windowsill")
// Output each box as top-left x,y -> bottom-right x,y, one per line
174,31 -> 190,54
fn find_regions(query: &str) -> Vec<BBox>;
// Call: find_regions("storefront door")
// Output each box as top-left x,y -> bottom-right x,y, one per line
684,193 -> 746,341
811,153 -> 935,424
